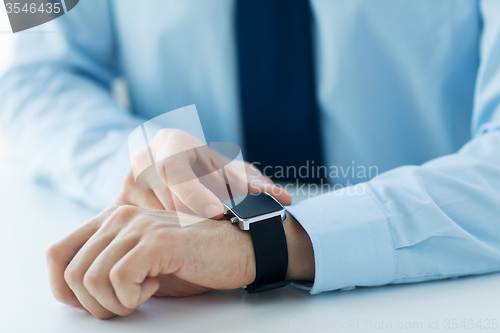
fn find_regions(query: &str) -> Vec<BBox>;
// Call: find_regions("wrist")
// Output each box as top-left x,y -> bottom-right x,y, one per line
233,209 -> 315,288
283,212 -> 315,281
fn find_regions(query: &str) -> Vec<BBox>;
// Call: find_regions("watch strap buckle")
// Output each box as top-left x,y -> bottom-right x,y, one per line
245,280 -> 291,294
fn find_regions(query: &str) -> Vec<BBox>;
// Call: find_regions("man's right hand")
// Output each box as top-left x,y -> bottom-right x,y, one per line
115,129 -> 291,218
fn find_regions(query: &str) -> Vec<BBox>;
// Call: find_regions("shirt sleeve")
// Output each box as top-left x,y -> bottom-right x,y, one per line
0,0 -> 144,211
288,0 -> 500,295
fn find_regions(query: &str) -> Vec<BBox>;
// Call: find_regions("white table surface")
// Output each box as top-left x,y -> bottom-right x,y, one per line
1,155 -> 499,333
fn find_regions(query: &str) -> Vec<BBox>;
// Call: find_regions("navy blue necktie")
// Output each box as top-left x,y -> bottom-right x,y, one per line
237,0 -> 324,183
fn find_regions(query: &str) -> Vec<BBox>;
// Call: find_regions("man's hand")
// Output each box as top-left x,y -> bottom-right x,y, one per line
45,205 -> 256,319
115,129 -> 292,216
45,205 -> 314,319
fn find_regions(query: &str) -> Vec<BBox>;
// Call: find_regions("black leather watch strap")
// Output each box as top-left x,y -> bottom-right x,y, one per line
246,215 -> 290,293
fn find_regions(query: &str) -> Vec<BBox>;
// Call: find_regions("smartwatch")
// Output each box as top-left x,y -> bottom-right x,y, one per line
223,192 -> 290,293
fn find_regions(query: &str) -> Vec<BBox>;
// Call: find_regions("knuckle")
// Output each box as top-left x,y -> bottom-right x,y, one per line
158,157 -> 178,181
102,205 -> 120,215
109,266 -> 126,287
181,186 -> 197,205
122,170 -> 137,189
152,128 -> 177,149
45,242 -> 61,262
131,149 -> 152,177
104,205 -> 139,229
155,128 -> 171,138
114,205 -> 139,217
114,193 -> 128,206
131,148 -> 149,163
159,159 -> 189,188
64,266 -> 80,287
96,206 -> 120,222
82,272 -> 100,293
155,128 -> 183,141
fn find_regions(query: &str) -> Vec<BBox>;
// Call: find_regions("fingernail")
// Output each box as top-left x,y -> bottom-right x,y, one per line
204,204 -> 221,218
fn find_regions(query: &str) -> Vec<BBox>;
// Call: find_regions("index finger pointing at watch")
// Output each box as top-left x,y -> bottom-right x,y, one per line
45,207 -> 117,307
157,157 -> 224,219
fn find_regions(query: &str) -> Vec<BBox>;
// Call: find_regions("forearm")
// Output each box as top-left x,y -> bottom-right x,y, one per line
0,1 -> 141,210
0,67 -> 142,210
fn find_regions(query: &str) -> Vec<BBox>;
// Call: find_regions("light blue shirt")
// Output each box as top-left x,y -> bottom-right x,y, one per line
1,0 -> 500,294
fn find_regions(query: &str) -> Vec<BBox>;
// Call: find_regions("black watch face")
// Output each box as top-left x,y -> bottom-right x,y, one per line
228,192 -> 283,219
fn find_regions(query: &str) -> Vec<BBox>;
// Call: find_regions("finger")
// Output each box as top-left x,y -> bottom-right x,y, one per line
194,168 -> 237,219
83,232 -> 144,316
130,147 -> 154,181
158,157 -> 224,218
64,206 -> 139,319
117,169 -> 165,210
209,147 -> 249,199
167,190 -> 197,216
152,187 -> 177,211
243,162 -> 290,200
221,166 -> 251,202
244,163 -> 277,188
244,162 -> 271,180
110,243 -> 169,309
45,207 -> 117,308
248,179 -> 292,206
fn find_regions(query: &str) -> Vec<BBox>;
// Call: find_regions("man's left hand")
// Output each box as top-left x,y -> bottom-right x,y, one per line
45,205 -> 256,319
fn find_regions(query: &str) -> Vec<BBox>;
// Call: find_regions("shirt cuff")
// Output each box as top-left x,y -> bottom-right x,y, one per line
286,184 -> 396,294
